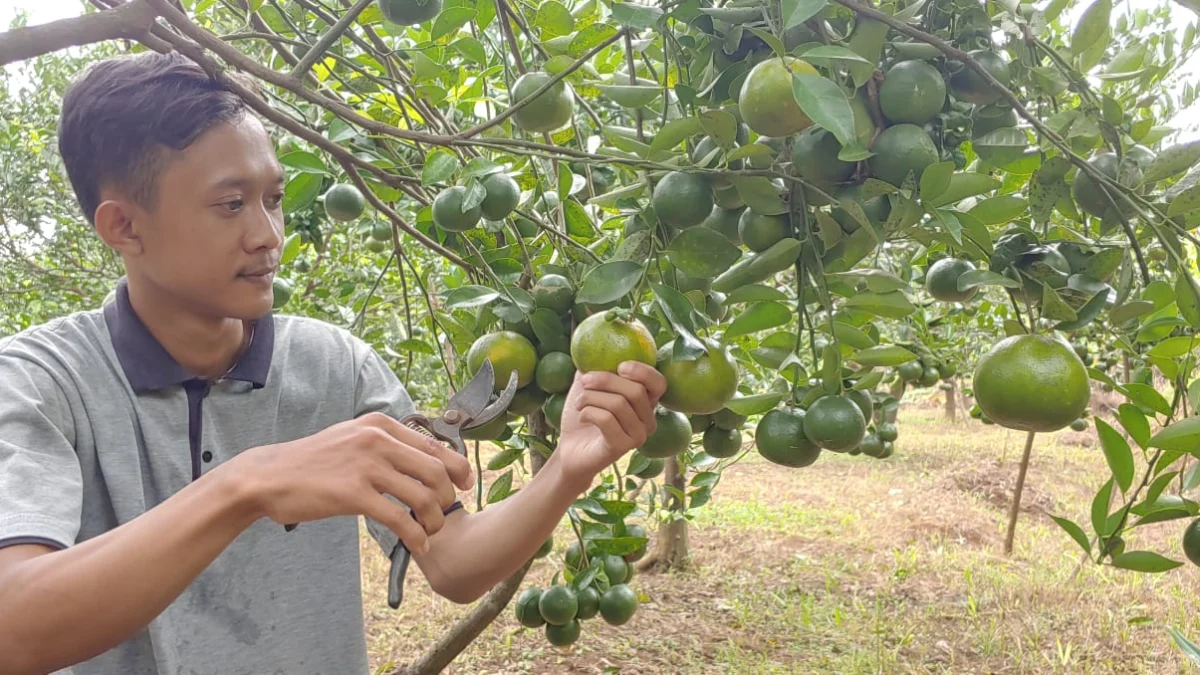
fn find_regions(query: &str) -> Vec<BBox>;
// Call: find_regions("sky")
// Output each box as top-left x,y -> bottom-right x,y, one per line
2,0 -> 1199,139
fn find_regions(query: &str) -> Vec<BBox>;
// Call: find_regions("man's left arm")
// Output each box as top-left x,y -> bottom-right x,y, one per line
413,362 -> 665,603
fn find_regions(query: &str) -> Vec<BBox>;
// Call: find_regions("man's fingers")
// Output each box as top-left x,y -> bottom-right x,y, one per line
617,361 -> 667,403
369,472 -> 446,537
580,371 -> 654,430
360,493 -> 429,555
576,390 -> 646,446
418,438 -> 475,491
580,407 -> 636,452
359,414 -> 460,508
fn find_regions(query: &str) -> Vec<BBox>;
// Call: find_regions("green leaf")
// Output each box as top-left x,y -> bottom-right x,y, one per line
531,308 -> 570,353
534,1 -> 574,37
726,284 -> 788,304
724,392 -> 786,416
782,0 -> 828,29
1109,300 -> 1156,324
933,209 -> 963,245
590,536 -> 646,556
452,36 -> 486,65
609,1 -> 663,28
1040,285 -> 1078,322
667,228 -> 742,279
798,44 -> 874,66
589,181 -> 648,209
746,28 -> 788,62
462,177 -> 486,212
850,345 -> 918,367
487,469 -> 513,504
1167,183 -> 1200,217
281,233 -> 302,265
562,200 -> 596,240
283,172 -> 321,213
1149,416 -> 1200,453
725,301 -> 791,339
1149,336 -> 1197,358
1092,478 -> 1114,536
431,7 -> 476,42
1168,626 -> 1200,666
828,269 -> 909,293
1072,0 -> 1111,54
1053,287 -> 1109,331
570,23 -> 618,53
1095,419 -> 1134,493
1133,507 -> 1194,527
824,321 -> 876,350
1110,551 -> 1184,573
487,445 -> 524,471
791,73 -> 856,148
422,149 -> 459,185
648,117 -> 702,156
576,261 -> 643,305
699,109 -> 739,149
844,291 -> 915,318
279,150 -> 329,174
968,196 -> 1027,225
1143,140 -> 1200,184
815,211 -> 843,250
919,161 -> 955,202
927,173 -> 1001,208
462,157 -> 502,178
652,284 -> 706,358
1177,275 -> 1200,330
395,338 -> 435,356
1124,383 -> 1172,417
1117,404 -> 1151,449
1051,516 -> 1092,555
730,176 -> 789,215
444,285 -> 500,309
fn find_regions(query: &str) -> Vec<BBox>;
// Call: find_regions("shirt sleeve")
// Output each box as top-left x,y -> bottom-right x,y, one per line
0,351 -> 83,551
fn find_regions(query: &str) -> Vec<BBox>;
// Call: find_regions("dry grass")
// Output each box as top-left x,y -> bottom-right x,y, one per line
359,404 -> 1200,674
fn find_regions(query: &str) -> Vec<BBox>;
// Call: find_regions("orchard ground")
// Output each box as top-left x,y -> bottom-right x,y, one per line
359,399 -> 1200,674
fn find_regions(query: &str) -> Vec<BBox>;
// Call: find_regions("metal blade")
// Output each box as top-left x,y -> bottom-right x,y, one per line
449,359 -> 497,419
467,368 -> 520,429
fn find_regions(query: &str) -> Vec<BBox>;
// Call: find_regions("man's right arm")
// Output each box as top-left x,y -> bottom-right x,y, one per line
0,462 -> 262,675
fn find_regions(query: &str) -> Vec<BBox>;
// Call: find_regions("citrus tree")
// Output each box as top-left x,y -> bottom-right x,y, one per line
3,0 -> 1200,669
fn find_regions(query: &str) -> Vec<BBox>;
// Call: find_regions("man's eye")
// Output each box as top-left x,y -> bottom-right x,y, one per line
266,193 -> 284,208
223,199 -> 244,212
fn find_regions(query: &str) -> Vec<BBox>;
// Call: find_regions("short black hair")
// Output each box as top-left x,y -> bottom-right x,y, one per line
58,50 -> 250,224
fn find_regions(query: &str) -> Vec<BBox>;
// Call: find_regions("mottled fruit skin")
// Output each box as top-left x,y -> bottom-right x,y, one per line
570,312 -> 658,374
511,72 -> 576,133
657,340 -> 740,415
869,124 -> 939,187
925,258 -> 979,303
879,60 -> 947,125
738,57 -> 817,137
973,335 -> 1090,433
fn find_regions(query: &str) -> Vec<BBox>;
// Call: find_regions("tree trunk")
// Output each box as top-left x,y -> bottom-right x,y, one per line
944,377 -> 957,421
653,455 -> 689,571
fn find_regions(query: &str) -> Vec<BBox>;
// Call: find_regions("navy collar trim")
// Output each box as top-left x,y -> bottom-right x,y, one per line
102,279 -> 274,392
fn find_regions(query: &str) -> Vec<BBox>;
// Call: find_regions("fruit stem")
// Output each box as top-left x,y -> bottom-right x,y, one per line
1004,430 -> 1037,555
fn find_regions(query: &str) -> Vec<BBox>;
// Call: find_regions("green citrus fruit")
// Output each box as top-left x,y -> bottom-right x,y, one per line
629,452 -> 665,479
971,104 -> 1018,139
925,258 -> 979,303
1069,418 -> 1088,432
533,274 -> 575,314
514,216 -> 539,238
877,423 -> 898,443
897,360 -> 923,382
845,389 -> 874,422
535,351 -> 576,395
575,587 -> 601,620
713,184 -> 746,209
467,331 -> 537,392
570,312 -> 658,374
543,393 -> 567,431
791,127 -> 855,185
604,554 -> 631,584
272,277 -> 293,309
869,124 -> 939,187
879,60 -> 947,125
638,408 -> 692,459
377,0 -> 441,25
754,407 -> 822,468
599,584 -> 638,626
1072,152 -> 1138,222
705,292 -> 728,322
880,441 -> 895,458
657,340 -> 740,415
564,540 -> 590,574
703,426 -> 742,458
432,186 -> 483,232
950,50 -> 1011,105
973,335 -> 1090,432
545,619 -> 581,646
712,407 -> 748,430
858,433 -> 885,458
702,206 -> 745,246
538,584 -> 579,626
652,171 -> 714,229
515,588 -> 546,628
738,57 -> 817,137
738,210 -> 791,253
938,362 -> 957,379
323,183 -> 366,221
690,414 -> 713,433
480,172 -> 521,220
831,184 -> 892,234
623,523 -> 648,562
463,413 -> 509,441
511,71 -> 575,133
803,395 -> 867,451
508,385 -> 547,415
918,366 -> 940,387
369,220 -> 392,242
1183,518 -> 1200,566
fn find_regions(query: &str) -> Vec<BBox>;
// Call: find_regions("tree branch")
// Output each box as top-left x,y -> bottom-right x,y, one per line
290,0 -> 372,78
0,0 -> 158,66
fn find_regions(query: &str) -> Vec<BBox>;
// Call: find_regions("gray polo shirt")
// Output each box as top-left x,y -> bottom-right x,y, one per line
0,279 -> 419,674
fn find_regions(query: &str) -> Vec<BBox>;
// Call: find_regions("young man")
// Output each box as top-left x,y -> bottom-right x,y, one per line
0,50 -> 665,675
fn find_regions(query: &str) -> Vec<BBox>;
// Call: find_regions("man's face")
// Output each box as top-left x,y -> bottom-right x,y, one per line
123,115 -> 286,321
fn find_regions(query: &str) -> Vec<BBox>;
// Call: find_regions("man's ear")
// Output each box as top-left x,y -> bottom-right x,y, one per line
93,197 -> 144,257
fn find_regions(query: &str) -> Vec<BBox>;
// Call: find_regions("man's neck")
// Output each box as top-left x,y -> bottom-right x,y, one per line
125,279 -> 251,381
